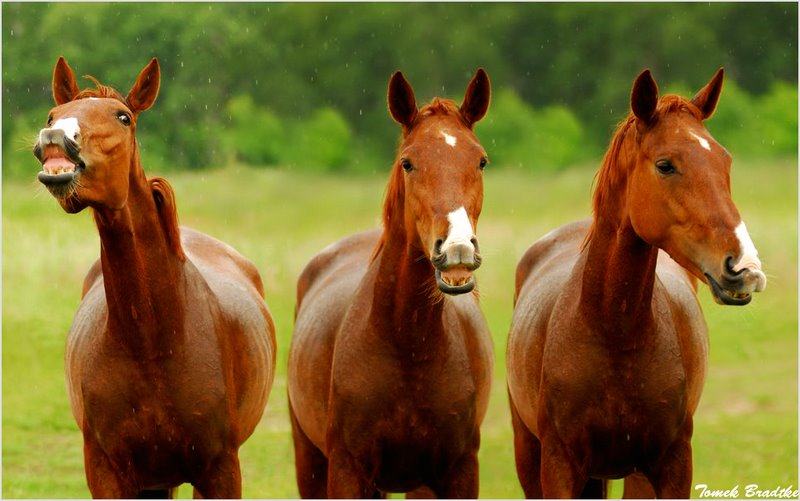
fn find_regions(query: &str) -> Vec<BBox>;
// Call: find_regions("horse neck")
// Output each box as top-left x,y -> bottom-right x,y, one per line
92,155 -> 187,355
371,222 -> 445,344
581,129 -> 659,339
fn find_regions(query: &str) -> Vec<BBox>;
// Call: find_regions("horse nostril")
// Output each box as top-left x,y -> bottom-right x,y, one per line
470,237 -> 479,252
434,239 -> 443,256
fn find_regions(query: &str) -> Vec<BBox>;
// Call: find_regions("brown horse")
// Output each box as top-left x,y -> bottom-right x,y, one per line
506,68 -> 767,498
33,57 -> 276,498
287,69 -> 494,498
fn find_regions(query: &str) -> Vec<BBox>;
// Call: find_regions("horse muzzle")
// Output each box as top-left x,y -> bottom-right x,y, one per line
705,256 -> 767,306
432,239 -> 482,295
33,130 -> 85,199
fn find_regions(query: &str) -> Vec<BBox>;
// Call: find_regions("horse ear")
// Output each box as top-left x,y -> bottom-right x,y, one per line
53,57 -> 80,105
631,69 -> 659,124
127,58 -> 160,114
691,67 -> 724,120
460,68 -> 491,127
388,71 -> 418,128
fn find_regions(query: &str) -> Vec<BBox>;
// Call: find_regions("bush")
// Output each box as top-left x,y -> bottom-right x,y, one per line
476,88 -> 586,171
707,79 -> 798,159
221,95 -> 284,166
281,107 -> 353,172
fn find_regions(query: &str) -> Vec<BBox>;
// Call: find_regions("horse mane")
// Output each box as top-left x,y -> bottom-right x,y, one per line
149,177 -> 186,260
417,97 -> 471,127
75,75 -> 130,107
371,97 -> 468,261
584,94 -> 701,248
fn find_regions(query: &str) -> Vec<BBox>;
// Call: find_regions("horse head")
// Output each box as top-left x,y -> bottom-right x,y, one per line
622,68 -> 767,305
33,57 -> 160,213
383,68 -> 491,295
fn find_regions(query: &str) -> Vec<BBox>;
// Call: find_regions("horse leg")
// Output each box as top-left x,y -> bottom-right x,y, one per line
622,472 -> 656,498
406,486 -> 436,498
431,447 -> 480,498
580,479 -> 607,498
326,445 -> 374,498
289,404 -> 328,498
191,450 -> 242,498
138,487 -> 178,498
649,426 -> 693,499
83,434 -> 138,498
539,434 -> 586,498
509,395 -> 543,498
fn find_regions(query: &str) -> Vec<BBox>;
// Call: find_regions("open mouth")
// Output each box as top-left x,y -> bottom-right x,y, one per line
37,147 -> 84,197
435,267 -> 475,295
705,273 -> 752,306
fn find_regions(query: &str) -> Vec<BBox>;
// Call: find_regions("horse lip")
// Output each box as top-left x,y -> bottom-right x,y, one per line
38,170 -> 79,186
435,269 -> 475,295
704,273 -> 752,306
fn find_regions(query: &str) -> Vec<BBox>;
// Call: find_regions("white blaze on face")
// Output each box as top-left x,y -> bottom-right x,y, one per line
732,221 -> 761,270
441,130 -> 457,147
443,207 -> 474,250
44,117 -> 81,142
688,129 -> 711,151
732,221 -> 767,291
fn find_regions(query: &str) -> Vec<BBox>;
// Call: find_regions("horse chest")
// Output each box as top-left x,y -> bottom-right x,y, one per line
543,328 -> 689,475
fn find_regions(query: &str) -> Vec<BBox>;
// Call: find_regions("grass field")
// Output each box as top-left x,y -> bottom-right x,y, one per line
3,158 -> 797,498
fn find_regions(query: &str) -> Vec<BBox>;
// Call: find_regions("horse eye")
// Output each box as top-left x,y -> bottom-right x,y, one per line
401,158 -> 413,172
116,112 -> 131,126
655,159 -> 676,175
479,157 -> 488,170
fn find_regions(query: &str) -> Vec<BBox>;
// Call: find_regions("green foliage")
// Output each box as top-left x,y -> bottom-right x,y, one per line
2,3 -> 796,177
708,79 -> 799,159
222,94 -> 284,167
281,108 -> 354,172
478,89 -> 586,171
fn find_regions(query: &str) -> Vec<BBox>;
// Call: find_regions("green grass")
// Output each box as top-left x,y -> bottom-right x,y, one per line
3,159 -> 796,498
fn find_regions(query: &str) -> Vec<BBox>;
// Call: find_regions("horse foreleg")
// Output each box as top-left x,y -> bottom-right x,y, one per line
83,434 -> 138,498
509,396 -> 543,498
539,434 -> 586,498
191,450 -> 242,498
622,472 -> 656,498
290,404 -> 328,498
432,446 -> 480,498
326,445 -> 374,498
649,426 -> 693,499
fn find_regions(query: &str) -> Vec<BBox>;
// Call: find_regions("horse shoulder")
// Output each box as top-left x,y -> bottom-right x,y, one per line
508,219 -> 590,432
514,218 -> 591,303
655,250 -> 709,413
289,228 -> 381,450
66,275 -> 109,430
443,295 -> 494,419
178,226 -> 275,438
296,228 -> 381,312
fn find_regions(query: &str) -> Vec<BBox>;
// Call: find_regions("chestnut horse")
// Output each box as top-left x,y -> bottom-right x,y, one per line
506,68 -> 767,498
287,69 -> 493,498
34,57 -> 276,498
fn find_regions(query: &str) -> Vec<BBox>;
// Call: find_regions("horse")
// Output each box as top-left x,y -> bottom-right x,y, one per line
33,57 -> 276,498
287,69 -> 494,498
506,68 -> 767,498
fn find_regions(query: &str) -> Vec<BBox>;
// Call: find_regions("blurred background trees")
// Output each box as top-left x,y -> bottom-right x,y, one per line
3,3 -> 797,177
